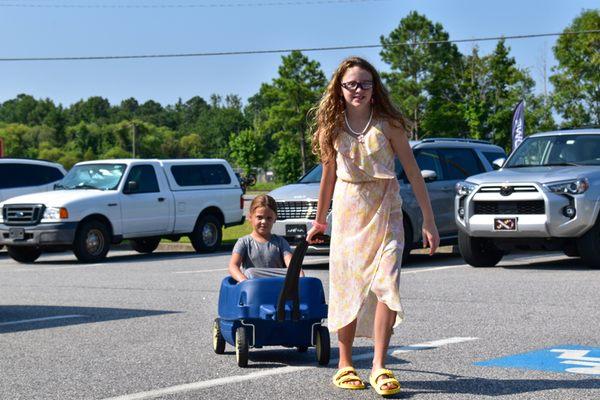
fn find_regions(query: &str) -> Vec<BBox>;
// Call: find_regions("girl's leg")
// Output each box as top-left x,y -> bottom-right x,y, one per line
337,319 -> 362,386
372,301 -> 398,390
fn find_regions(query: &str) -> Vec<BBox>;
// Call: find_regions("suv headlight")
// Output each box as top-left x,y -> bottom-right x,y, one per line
455,181 -> 478,196
42,207 -> 69,221
545,178 -> 589,195
0,206 -> 3,223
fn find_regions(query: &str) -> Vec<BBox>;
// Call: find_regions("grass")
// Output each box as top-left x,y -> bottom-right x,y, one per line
246,181 -> 282,194
163,221 -> 253,246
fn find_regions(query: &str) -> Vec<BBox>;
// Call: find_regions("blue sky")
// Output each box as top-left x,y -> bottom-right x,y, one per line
0,0 -> 597,107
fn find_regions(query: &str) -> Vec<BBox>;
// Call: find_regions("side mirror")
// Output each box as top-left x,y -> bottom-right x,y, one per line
125,181 -> 138,194
492,158 -> 506,170
421,170 -> 437,182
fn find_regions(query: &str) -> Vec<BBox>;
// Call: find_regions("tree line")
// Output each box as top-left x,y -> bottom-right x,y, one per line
0,10 -> 598,182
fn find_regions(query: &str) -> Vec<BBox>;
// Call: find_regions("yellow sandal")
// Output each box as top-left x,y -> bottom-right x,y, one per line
369,368 -> 401,396
332,366 -> 366,390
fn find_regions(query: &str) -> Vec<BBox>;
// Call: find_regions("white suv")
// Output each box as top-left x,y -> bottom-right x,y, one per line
0,159 -> 66,202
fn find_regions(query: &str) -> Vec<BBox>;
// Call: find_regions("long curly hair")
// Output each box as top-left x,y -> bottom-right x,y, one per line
311,56 -> 410,163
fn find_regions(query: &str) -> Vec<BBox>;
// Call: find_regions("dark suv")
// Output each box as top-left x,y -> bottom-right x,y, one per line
269,138 -> 506,261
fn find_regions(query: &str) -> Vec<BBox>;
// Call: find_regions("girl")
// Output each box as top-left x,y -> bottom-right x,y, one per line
229,194 -> 301,282
307,57 -> 439,396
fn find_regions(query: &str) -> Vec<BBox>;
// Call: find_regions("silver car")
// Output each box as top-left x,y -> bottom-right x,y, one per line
269,138 -> 505,261
455,128 -> 600,268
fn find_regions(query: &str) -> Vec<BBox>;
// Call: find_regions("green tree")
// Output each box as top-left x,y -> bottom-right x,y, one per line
272,133 -> 302,183
229,128 -> 267,176
380,11 -> 463,139
550,9 -> 600,127
255,51 -> 326,179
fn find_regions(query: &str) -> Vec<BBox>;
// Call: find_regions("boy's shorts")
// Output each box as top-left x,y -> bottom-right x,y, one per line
243,267 -> 287,279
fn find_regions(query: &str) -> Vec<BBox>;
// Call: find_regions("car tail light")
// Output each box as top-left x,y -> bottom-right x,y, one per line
240,195 -> 244,209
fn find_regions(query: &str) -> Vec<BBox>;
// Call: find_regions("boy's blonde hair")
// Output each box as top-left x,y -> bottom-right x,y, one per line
249,194 -> 278,217
311,56 -> 411,163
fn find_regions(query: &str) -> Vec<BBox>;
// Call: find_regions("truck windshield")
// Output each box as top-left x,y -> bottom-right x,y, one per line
298,165 -> 322,183
505,134 -> 600,168
57,164 -> 126,190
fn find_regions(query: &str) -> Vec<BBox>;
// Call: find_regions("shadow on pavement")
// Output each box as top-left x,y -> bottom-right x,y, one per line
0,304 -> 179,334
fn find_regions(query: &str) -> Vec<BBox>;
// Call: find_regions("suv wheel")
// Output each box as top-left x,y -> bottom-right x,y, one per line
189,215 -> 222,253
73,220 -> 110,263
131,237 -> 160,254
577,222 -> 600,269
458,231 -> 503,267
402,217 -> 412,265
7,246 -> 42,263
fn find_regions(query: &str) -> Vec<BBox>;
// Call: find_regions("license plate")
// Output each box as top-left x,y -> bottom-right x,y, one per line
285,224 -> 307,237
8,227 -> 25,240
494,218 -> 517,231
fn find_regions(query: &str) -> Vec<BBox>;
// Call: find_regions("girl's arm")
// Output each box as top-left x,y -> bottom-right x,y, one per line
228,253 -> 247,282
282,252 -> 304,276
384,120 -> 440,255
307,158 -> 337,243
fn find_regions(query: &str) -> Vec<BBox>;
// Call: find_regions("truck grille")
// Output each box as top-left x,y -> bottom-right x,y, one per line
474,201 -> 545,215
276,201 -> 332,221
2,204 -> 45,225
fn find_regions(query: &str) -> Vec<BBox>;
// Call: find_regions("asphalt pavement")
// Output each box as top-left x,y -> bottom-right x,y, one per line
0,248 -> 598,400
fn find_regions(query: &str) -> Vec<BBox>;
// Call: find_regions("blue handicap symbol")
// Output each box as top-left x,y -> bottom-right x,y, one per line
475,345 -> 600,376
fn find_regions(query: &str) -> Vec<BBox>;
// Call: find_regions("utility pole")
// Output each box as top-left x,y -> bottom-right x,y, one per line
131,122 -> 137,158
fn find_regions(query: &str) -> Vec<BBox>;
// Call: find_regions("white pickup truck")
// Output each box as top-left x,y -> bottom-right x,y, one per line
0,159 -> 245,263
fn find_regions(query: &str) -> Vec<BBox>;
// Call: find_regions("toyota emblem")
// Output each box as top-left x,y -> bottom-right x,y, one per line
500,186 -> 514,196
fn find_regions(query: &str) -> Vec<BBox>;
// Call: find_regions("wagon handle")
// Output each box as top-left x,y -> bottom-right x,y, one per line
276,239 -> 309,321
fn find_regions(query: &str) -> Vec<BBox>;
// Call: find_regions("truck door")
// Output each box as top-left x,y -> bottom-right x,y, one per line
120,164 -> 171,235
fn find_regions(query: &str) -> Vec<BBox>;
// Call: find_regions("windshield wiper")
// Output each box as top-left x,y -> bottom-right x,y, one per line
505,164 -> 535,168
72,184 -> 101,190
543,162 -> 580,166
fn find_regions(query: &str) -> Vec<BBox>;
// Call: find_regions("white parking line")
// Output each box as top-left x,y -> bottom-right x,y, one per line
402,265 -> 467,274
0,315 -> 88,327
101,336 -> 478,400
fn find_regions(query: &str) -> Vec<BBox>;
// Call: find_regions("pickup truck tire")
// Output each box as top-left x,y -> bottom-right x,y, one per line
131,237 -> 161,254
73,220 -> 110,263
402,217 -> 412,265
7,246 -> 42,263
458,231 -> 503,267
577,222 -> 600,269
190,215 -> 222,253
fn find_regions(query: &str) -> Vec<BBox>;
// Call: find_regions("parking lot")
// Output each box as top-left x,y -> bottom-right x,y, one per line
1,248 -> 598,400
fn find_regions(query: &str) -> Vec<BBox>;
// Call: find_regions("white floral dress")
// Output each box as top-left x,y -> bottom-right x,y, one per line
328,120 -> 404,338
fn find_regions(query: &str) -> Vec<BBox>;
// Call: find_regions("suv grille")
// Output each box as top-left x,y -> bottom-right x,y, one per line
474,201 -> 545,215
276,201 -> 331,220
478,185 -> 538,194
3,204 -> 45,225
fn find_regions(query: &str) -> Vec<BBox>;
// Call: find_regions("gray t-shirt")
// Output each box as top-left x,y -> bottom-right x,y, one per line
232,234 -> 292,271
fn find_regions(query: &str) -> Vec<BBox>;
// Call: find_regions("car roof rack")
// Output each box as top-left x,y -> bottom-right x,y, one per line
420,137 -> 492,145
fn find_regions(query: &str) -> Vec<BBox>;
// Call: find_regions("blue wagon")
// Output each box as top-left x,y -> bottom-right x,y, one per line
212,240 -> 330,367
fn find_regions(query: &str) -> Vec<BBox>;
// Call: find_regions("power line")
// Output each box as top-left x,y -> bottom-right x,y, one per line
1,30 -> 598,62
0,0 -> 388,8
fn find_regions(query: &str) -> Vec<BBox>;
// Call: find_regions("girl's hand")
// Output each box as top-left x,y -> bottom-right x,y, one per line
306,226 -> 325,244
422,219 -> 440,255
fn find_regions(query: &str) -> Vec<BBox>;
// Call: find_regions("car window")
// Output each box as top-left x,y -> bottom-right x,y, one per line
126,165 -> 160,193
482,151 -> 507,165
440,148 -> 484,180
0,163 -> 64,189
298,165 -> 322,183
171,164 -> 231,186
396,149 -> 444,183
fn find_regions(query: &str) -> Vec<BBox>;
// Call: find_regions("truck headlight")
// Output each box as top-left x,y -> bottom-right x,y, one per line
42,207 -> 69,221
455,181 -> 478,196
545,178 -> 589,195
0,207 -> 3,223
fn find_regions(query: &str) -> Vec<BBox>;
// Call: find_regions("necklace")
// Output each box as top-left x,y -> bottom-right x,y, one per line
344,108 -> 373,143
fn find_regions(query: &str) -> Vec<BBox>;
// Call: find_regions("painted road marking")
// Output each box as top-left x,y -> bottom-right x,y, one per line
0,315 -> 88,327
101,337 -> 478,400
475,345 -> 600,376
402,265 -> 467,274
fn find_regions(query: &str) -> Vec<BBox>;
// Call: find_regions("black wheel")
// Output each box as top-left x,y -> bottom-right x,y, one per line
235,327 -> 249,367
402,216 -> 413,265
563,243 -> 580,258
7,246 -> 41,263
189,214 -> 222,253
131,237 -> 160,254
458,231 -> 503,267
212,318 -> 226,354
315,325 -> 330,366
577,222 -> 600,269
297,345 -> 308,353
73,220 -> 110,263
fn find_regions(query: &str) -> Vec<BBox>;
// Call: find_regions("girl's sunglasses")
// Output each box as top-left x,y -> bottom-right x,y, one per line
341,80 -> 373,91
